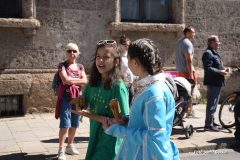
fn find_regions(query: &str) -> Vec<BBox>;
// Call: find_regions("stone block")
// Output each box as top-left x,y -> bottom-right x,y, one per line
56,0 -> 97,10
36,8 -> 64,29
0,74 -> 32,95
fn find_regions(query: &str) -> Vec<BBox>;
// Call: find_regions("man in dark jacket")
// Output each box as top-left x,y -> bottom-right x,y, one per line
202,35 -> 228,132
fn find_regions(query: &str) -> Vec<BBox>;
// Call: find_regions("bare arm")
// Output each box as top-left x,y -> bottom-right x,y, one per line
70,109 -> 106,123
70,71 -> 88,86
185,53 -> 194,79
59,69 -> 88,86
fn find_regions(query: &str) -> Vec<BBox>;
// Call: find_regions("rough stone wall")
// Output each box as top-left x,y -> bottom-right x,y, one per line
34,0 -> 117,70
0,0 -> 239,114
0,0 -> 118,114
185,0 -> 240,67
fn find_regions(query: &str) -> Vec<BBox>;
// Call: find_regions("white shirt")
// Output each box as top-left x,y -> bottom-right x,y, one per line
121,52 -> 134,83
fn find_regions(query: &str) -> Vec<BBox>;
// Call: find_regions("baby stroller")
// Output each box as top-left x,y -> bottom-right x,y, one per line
172,77 -> 194,139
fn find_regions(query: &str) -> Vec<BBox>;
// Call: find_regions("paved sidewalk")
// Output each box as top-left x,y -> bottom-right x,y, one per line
0,104 -> 237,160
172,104 -> 237,153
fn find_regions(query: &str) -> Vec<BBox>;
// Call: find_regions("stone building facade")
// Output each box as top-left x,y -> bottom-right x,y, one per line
0,0 -> 239,114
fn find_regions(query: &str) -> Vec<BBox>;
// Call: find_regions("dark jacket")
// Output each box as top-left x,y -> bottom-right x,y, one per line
202,47 -> 225,87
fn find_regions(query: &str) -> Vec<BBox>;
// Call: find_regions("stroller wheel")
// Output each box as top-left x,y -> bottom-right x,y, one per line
185,125 -> 194,139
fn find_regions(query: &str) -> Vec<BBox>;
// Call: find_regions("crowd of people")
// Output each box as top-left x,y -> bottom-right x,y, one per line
54,26 -> 237,160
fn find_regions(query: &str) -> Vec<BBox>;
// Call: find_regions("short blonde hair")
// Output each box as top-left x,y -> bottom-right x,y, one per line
65,43 -> 80,57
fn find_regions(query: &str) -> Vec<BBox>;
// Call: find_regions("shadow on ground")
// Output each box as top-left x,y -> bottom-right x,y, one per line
41,136 -> 89,143
207,137 -> 239,150
191,126 -> 233,133
208,137 -> 235,144
0,153 -> 56,160
233,145 -> 240,153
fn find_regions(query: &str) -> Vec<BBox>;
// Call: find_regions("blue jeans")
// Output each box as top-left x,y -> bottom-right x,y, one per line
205,86 -> 222,127
59,97 -> 80,128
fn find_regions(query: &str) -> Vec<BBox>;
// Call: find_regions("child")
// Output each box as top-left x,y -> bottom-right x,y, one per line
71,40 -> 129,160
103,38 -> 179,160
56,43 -> 88,160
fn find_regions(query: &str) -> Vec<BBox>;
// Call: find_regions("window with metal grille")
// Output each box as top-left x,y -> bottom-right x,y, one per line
121,0 -> 171,23
0,0 -> 22,18
0,95 -> 23,116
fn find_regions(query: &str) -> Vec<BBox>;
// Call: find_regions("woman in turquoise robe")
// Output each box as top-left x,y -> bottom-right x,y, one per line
104,38 -> 179,160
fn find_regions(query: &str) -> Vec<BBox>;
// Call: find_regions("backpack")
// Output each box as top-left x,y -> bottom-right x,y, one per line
52,71 -> 62,96
52,61 -> 68,96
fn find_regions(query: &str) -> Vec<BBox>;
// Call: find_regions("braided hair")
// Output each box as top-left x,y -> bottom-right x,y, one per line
128,38 -> 162,75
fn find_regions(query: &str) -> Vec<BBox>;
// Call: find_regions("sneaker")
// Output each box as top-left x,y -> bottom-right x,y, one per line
65,144 -> 79,155
57,151 -> 66,160
204,125 -> 220,132
185,111 -> 198,118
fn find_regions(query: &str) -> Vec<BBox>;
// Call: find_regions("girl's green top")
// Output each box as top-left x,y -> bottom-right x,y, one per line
83,79 -> 129,160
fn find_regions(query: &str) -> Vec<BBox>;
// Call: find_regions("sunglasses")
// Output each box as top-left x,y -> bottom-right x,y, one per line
67,50 -> 77,53
97,40 -> 117,46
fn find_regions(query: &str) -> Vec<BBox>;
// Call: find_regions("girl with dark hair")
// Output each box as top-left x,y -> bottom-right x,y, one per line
71,40 -> 129,160
103,38 -> 179,160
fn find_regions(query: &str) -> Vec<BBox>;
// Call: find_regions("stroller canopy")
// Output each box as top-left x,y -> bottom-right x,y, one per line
174,77 -> 192,97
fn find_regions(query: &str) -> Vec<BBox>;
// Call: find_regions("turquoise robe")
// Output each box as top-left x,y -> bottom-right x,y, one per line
106,74 -> 179,160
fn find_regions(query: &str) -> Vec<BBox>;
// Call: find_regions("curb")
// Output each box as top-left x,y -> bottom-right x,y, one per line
179,141 -> 239,153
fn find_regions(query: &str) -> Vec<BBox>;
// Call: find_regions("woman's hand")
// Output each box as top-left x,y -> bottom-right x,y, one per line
70,97 -> 87,110
70,109 -> 89,116
70,109 -> 110,124
102,117 -> 111,130
102,117 -> 129,130
219,70 -> 228,76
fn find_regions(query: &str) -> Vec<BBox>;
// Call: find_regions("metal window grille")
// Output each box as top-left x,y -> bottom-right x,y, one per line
0,0 -> 22,18
0,95 -> 23,116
